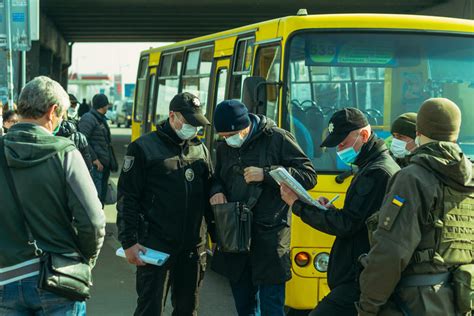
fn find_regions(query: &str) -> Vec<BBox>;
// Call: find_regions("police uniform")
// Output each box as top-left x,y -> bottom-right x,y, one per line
117,93 -> 214,316
290,108 -> 399,315
358,98 -> 474,316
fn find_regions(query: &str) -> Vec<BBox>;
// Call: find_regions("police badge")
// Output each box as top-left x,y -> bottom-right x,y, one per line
185,168 -> 195,182
123,155 -> 135,172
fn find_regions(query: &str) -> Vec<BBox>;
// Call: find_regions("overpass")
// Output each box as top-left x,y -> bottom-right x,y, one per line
5,0 -> 474,97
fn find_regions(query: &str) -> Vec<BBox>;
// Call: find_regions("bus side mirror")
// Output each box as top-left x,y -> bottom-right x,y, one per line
242,76 -> 267,114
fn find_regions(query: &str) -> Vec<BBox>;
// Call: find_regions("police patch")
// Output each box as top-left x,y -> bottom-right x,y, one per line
185,168 -> 195,182
123,155 -> 135,172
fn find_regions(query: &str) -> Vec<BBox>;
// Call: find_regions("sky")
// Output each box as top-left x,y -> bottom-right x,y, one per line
69,42 -> 170,84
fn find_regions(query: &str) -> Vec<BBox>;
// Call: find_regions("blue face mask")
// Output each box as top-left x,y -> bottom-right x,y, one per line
337,135 -> 361,164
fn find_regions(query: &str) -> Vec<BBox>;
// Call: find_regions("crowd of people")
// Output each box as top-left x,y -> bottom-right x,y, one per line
0,75 -> 472,316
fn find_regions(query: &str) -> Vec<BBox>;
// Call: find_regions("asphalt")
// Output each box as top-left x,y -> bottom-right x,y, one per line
87,126 -> 237,316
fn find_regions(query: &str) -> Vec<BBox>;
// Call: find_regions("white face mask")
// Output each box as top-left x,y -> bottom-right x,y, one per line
390,138 -> 411,158
225,132 -> 247,148
176,123 -> 199,140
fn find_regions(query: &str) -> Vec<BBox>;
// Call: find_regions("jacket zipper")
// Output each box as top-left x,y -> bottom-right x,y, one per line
181,145 -> 190,250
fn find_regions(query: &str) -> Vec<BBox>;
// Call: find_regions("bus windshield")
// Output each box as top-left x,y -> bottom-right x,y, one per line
286,32 -> 474,172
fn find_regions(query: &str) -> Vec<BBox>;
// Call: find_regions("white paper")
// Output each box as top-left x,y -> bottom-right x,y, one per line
116,247 -> 170,266
270,167 -> 327,210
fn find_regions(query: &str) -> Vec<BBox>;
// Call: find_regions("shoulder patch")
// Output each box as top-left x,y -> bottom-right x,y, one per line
123,155 -> 135,172
392,195 -> 406,207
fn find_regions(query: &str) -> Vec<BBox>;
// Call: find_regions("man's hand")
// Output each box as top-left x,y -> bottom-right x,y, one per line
124,243 -> 147,266
93,159 -> 104,172
244,167 -> 264,183
280,183 -> 299,207
210,193 -> 227,205
318,196 -> 336,209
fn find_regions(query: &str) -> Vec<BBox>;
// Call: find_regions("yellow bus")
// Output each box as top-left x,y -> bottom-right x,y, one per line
131,13 -> 474,313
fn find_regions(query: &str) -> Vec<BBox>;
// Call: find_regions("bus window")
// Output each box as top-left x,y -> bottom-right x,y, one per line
134,56 -> 149,122
255,45 -> 281,121
229,37 -> 255,101
146,74 -> 156,123
182,46 -> 214,115
286,32 -> 474,170
155,51 -> 183,123
215,68 -> 228,106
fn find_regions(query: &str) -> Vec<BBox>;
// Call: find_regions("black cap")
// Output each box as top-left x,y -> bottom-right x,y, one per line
68,93 -> 78,104
320,107 -> 369,148
92,94 -> 110,109
169,92 -> 210,127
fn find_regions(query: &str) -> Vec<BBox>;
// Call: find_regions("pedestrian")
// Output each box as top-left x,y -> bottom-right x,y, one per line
357,98 -> 474,316
0,76 -> 105,315
78,98 -> 90,118
390,112 -> 417,167
280,107 -> 399,316
2,109 -> 18,133
78,93 -> 118,204
117,92 -> 215,316
68,93 -> 80,121
210,100 -> 317,316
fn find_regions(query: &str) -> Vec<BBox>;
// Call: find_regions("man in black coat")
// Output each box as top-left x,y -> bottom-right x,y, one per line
117,92 -> 214,316
78,94 -> 117,204
280,108 -> 400,316
210,100 -> 317,316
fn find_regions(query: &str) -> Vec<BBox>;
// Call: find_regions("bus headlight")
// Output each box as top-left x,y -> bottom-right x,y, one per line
314,252 -> 329,272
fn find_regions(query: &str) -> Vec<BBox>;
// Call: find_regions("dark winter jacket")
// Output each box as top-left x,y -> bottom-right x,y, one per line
78,109 -> 116,169
211,114 -> 317,285
57,120 -> 93,171
292,133 -> 400,289
117,120 -> 214,254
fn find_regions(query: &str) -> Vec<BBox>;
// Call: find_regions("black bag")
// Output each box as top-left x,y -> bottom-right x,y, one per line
212,201 -> 254,253
0,138 -> 92,301
39,253 -> 92,301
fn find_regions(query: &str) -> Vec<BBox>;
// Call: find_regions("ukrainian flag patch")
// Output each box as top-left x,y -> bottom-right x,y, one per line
392,195 -> 405,207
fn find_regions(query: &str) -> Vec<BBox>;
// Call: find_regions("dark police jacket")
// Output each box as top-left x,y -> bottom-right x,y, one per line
117,120 -> 213,254
211,114 -> 317,285
292,134 -> 400,289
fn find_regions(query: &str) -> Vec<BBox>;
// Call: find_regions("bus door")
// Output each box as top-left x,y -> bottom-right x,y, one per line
142,67 -> 157,134
132,55 -> 149,140
207,58 -> 230,162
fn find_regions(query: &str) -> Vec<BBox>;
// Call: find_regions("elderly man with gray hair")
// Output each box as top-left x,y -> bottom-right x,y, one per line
0,76 -> 105,315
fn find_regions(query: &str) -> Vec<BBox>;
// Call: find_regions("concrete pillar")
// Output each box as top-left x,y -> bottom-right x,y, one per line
26,41 -> 41,81
52,56 -> 62,82
39,48 -> 53,76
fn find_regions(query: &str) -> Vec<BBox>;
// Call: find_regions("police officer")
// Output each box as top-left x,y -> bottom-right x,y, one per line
280,108 -> 399,315
117,92 -> 214,316
210,100 -> 317,316
390,112 -> 417,167
358,98 -> 474,315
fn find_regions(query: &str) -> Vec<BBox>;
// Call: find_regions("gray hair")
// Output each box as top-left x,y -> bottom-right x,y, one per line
17,76 -> 70,119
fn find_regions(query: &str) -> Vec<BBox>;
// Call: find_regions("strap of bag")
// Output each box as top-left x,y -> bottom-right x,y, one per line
246,131 -> 270,210
0,138 -> 43,256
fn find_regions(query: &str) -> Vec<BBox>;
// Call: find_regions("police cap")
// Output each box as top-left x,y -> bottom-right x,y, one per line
170,92 -> 210,127
320,107 -> 369,148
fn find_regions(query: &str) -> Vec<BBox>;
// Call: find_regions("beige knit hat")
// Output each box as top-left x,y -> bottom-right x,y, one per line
416,98 -> 461,142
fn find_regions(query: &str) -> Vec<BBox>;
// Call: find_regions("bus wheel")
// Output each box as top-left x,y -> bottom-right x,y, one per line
285,308 -> 311,316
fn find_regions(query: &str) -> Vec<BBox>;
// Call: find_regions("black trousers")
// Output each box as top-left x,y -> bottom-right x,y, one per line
134,247 -> 206,316
309,282 -> 359,316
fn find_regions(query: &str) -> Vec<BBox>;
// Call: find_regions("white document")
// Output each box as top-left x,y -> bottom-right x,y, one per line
269,167 -> 327,210
116,247 -> 170,266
